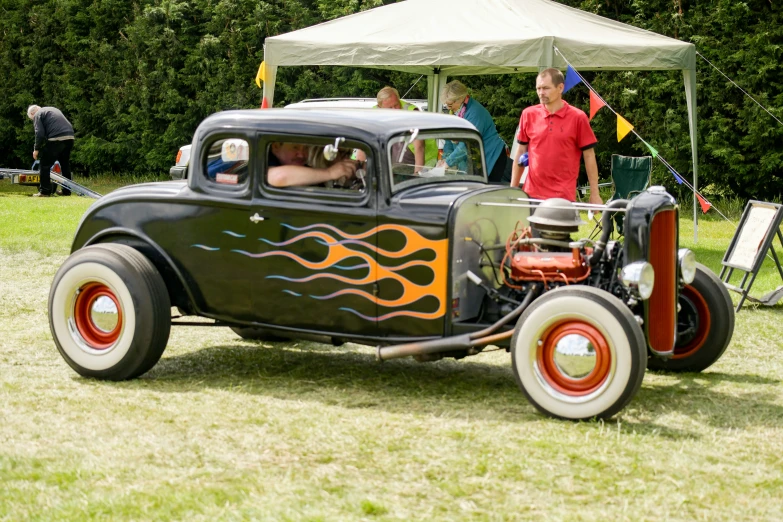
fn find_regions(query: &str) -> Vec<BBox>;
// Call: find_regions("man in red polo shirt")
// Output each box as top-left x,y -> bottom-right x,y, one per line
510,68 -> 602,206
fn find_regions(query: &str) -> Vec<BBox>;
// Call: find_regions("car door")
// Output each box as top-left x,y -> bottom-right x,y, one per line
169,133 -> 257,322
248,135 -> 379,336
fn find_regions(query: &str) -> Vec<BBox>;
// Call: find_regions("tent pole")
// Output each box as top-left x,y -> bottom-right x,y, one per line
427,71 -> 439,112
433,71 -> 449,112
262,64 -> 278,108
683,67 -> 698,242
427,70 -> 448,112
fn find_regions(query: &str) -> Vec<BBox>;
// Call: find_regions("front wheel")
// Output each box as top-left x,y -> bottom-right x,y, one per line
648,263 -> 734,372
48,244 -> 171,380
511,286 -> 647,420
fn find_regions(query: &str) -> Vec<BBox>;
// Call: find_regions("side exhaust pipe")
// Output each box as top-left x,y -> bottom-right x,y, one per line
376,287 -> 538,362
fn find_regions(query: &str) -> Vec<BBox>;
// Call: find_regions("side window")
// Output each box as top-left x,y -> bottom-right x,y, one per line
201,137 -> 250,187
263,137 -> 371,196
389,131 -> 486,192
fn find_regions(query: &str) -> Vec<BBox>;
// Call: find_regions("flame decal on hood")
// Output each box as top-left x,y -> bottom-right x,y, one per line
233,223 -> 448,322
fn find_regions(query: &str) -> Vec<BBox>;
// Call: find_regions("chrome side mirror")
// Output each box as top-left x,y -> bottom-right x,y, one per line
323,137 -> 345,162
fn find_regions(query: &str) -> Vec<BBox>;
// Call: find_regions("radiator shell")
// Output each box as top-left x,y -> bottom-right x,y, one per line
623,191 -> 679,356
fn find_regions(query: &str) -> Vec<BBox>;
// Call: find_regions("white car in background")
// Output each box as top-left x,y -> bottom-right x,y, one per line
169,98 -> 428,179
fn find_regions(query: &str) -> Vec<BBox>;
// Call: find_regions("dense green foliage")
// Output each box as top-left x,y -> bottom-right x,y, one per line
0,0 -> 780,198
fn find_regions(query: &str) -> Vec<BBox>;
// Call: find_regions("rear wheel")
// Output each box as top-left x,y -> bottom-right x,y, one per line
49,244 -> 171,380
648,263 -> 734,372
511,286 -> 647,420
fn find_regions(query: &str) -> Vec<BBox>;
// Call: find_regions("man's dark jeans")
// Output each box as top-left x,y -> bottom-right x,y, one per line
39,140 -> 74,195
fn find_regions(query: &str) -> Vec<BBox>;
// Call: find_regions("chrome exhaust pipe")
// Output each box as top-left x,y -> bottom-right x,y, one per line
376,288 -> 537,362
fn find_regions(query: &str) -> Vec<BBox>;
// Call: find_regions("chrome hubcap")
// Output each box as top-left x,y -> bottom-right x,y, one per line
90,295 -> 120,333
552,334 -> 597,379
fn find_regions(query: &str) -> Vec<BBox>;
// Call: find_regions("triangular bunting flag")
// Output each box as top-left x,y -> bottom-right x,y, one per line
617,115 -> 634,142
563,65 -> 582,94
697,194 -> 712,214
641,139 -> 658,158
260,97 -> 269,109
589,90 -> 605,121
668,167 -> 683,184
255,61 -> 267,88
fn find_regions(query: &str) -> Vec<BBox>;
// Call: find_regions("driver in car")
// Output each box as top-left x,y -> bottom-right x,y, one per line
267,142 -> 358,188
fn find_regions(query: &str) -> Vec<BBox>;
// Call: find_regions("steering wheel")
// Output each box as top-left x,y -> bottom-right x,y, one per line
346,167 -> 366,190
331,160 -> 367,190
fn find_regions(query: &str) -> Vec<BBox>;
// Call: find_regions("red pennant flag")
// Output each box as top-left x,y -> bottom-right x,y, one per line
696,194 -> 712,214
589,90 -> 605,121
260,97 -> 269,109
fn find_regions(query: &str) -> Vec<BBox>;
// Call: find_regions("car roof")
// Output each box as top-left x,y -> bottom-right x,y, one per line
197,108 -> 479,143
285,98 -> 429,111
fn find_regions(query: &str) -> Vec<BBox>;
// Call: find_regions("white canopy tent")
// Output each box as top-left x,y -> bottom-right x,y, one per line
262,0 -> 700,238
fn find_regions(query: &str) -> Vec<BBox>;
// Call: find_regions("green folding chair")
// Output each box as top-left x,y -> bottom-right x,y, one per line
609,154 -> 652,234
610,154 -> 652,201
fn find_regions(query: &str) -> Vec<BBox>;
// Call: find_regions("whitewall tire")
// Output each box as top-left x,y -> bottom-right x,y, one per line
511,286 -> 647,420
49,244 -> 171,380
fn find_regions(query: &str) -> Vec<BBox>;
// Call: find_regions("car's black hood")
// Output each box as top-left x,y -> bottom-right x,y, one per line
97,180 -> 188,204
390,182 -> 506,225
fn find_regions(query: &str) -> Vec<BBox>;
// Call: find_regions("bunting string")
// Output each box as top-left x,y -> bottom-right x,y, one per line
697,52 -> 783,127
554,46 -> 736,225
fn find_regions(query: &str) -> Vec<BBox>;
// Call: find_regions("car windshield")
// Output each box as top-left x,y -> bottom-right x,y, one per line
388,131 -> 486,191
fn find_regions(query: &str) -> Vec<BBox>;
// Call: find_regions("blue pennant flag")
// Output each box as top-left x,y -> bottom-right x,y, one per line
563,65 -> 582,94
669,167 -> 684,184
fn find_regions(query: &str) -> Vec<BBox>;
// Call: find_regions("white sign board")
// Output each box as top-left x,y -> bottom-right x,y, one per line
726,203 -> 779,271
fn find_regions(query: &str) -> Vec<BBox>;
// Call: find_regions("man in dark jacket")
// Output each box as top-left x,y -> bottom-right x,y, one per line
27,105 -> 75,197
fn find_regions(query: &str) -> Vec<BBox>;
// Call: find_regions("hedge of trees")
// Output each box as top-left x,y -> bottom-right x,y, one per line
0,0 -> 780,199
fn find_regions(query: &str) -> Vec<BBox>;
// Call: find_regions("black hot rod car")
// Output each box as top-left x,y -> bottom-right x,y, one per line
49,109 -> 734,420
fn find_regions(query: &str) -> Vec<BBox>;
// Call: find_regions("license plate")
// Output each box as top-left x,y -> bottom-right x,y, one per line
14,174 -> 39,185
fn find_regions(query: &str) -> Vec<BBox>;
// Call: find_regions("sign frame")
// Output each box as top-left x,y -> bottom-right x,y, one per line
720,200 -> 783,311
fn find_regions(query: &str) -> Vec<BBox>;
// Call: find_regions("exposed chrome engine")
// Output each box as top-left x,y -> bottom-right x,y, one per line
473,197 -> 661,328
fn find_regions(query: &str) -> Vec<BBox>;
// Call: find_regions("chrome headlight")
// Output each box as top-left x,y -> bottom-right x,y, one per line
678,249 -> 696,284
621,261 -> 655,300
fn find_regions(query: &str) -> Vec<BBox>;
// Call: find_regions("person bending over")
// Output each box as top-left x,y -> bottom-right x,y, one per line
27,104 -> 75,197
439,81 -> 511,183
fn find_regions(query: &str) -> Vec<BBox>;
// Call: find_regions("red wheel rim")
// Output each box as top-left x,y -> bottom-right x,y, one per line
537,321 -> 612,396
73,282 -> 123,349
673,285 -> 710,359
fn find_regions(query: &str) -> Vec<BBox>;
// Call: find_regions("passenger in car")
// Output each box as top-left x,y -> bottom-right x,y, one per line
267,142 -> 357,188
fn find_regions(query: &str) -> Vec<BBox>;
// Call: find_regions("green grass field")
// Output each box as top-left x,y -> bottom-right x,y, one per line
1,179 -> 782,521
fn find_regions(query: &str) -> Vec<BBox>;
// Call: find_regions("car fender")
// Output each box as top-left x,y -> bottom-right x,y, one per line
80,227 -> 203,315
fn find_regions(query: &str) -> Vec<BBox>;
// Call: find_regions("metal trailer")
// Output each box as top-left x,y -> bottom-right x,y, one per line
0,163 -> 102,199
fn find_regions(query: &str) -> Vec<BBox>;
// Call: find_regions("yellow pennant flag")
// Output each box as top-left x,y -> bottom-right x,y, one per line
255,61 -> 267,88
617,115 -> 634,142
